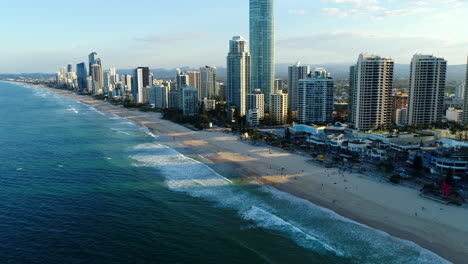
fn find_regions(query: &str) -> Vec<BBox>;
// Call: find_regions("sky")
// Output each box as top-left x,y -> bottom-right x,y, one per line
0,0 -> 467,73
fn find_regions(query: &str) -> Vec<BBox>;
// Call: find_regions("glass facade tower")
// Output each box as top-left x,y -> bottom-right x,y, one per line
250,0 -> 275,110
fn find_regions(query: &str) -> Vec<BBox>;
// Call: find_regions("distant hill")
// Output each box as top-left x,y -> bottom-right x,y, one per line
2,64 -> 465,81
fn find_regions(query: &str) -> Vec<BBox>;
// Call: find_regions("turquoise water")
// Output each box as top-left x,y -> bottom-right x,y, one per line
0,81 -> 449,263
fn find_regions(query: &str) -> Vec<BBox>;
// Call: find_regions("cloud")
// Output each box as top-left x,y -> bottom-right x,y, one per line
288,9 -> 309,15
322,0 -> 379,6
276,31 -> 465,64
322,8 -> 349,18
371,7 -> 432,19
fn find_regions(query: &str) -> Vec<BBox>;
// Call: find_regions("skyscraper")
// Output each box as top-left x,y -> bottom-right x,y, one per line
133,67 -> 150,103
200,66 -> 217,100
227,36 -> 251,117
288,62 -> 310,112
463,57 -> 468,124
349,54 -> 394,131
76,62 -> 88,90
408,55 -> 447,126
250,0 -> 275,109
88,52 -> 101,76
270,90 -> 288,125
297,68 -> 334,124
90,64 -> 103,95
67,64 -> 73,73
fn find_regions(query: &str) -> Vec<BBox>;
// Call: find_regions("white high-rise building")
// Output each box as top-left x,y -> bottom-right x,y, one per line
408,54 -> 447,126
288,62 -> 310,112
200,66 -> 217,100
349,54 -> 394,131
227,36 -> 251,117
247,89 -> 265,120
270,90 -> 288,125
298,68 -> 334,124
134,68 -> 145,103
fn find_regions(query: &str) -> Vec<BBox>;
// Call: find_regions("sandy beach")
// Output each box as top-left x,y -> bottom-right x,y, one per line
24,84 -> 468,263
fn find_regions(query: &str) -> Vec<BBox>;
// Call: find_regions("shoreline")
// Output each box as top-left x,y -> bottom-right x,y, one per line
14,82 -> 468,263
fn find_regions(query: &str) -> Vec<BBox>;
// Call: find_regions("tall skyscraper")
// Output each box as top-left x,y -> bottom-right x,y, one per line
297,68 -> 334,124
288,62 -> 310,112
463,56 -> 468,125
133,67 -> 150,103
250,0 -> 275,109
270,90 -> 288,125
407,54 -> 447,126
67,64 -> 73,73
227,36 -> 251,117
349,54 -> 394,131
88,52 -> 101,76
76,62 -> 88,90
200,66 -> 217,100
90,64 -> 103,95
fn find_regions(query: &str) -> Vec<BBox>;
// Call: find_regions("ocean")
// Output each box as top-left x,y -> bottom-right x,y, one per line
0,81 -> 450,264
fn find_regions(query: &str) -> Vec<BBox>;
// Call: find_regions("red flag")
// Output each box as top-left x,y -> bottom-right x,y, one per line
442,181 -> 450,197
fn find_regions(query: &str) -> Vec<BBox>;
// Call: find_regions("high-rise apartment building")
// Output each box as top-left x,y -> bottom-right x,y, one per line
154,85 -> 169,109
270,90 -> 288,125
186,71 -> 201,90
247,89 -> 265,120
200,66 -> 217,100
182,86 -> 199,116
297,68 -> 334,124
349,54 -> 394,131
227,36 -> 251,117
67,64 -> 73,73
133,67 -> 150,103
288,62 -> 310,112
408,55 -> 447,126
391,93 -> 408,124
250,0 -> 275,109
462,57 -> 468,125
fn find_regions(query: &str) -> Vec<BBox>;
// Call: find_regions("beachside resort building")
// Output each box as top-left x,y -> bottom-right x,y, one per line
297,68 -> 334,125
349,54 -> 394,131
247,89 -> 265,120
270,90 -> 288,125
408,55 -> 447,126
227,36 -> 251,117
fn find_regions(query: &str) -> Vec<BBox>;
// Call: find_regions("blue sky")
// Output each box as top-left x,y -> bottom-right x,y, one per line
0,0 -> 467,73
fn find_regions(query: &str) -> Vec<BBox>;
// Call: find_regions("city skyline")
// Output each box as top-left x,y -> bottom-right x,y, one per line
1,0 -> 467,73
